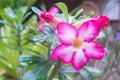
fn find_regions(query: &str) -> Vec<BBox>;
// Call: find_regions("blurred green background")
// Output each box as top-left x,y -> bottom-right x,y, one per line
0,0 -> 44,80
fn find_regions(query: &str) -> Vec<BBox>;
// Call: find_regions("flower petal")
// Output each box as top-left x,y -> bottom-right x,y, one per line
78,20 -> 100,42
72,49 -> 88,70
57,22 -> 77,44
49,7 -> 60,13
93,15 -> 110,28
83,41 -> 105,60
51,44 -> 74,64
39,11 -> 55,23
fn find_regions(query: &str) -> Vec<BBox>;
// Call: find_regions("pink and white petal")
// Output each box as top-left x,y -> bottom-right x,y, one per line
72,50 -> 88,71
51,44 -> 74,64
83,41 -> 105,60
49,7 -> 60,13
57,22 -> 77,44
78,20 -> 100,42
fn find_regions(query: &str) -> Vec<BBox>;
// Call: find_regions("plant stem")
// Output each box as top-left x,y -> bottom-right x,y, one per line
17,24 -> 22,55
47,60 -> 61,80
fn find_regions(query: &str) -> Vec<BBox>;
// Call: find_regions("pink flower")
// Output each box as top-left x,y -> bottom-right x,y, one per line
51,20 -> 106,70
38,7 -> 61,32
74,15 -> 109,28
92,15 -> 110,28
39,11 -> 55,23
49,7 -> 60,13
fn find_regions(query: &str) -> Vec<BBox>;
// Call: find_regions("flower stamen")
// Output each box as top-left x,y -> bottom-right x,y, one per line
72,39 -> 83,48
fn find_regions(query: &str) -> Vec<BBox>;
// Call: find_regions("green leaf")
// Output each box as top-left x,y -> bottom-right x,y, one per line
61,66 -> 95,80
31,6 -> 41,15
78,16 -> 87,20
1,25 -> 17,45
86,11 -> 94,17
22,12 -> 32,23
39,2 -> 46,10
0,8 -> 16,24
0,57 -> 18,79
61,66 -> 93,80
32,43 -> 49,55
33,33 -> 47,43
0,20 -> 8,24
73,9 -> 83,19
58,72 -> 69,80
0,40 -> 19,78
61,66 -> 77,74
84,66 -> 102,77
78,11 -> 94,20
4,7 -> 17,18
22,61 -> 52,80
79,68 -> 94,80
56,2 -> 69,22
0,57 -> 12,70
16,6 -> 27,22
18,54 -> 42,69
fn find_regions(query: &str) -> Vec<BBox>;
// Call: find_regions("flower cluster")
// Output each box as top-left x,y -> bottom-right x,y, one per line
38,7 -> 110,70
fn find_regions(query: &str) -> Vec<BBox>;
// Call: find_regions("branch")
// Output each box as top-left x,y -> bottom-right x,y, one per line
47,60 -> 61,80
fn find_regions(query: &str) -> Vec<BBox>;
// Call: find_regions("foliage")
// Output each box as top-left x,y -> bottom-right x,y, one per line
55,2 -> 69,22
1,1 -> 119,80
0,0 -> 47,80
0,0 -> 34,9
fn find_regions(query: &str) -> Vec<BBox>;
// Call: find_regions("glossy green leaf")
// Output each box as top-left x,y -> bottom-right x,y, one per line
33,33 -> 47,43
62,66 -> 94,80
73,9 -> 83,19
79,68 -> 94,80
18,54 -> 42,69
22,12 -> 32,23
31,6 -> 41,15
22,61 -> 52,80
84,66 -> 102,77
58,72 -> 69,80
61,66 -> 77,74
56,2 -> 69,22
77,11 -> 94,20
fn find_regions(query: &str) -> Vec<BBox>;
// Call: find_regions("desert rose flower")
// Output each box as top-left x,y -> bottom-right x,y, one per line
92,15 -> 110,28
74,15 -> 109,28
51,18 -> 108,70
38,7 -> 61,32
